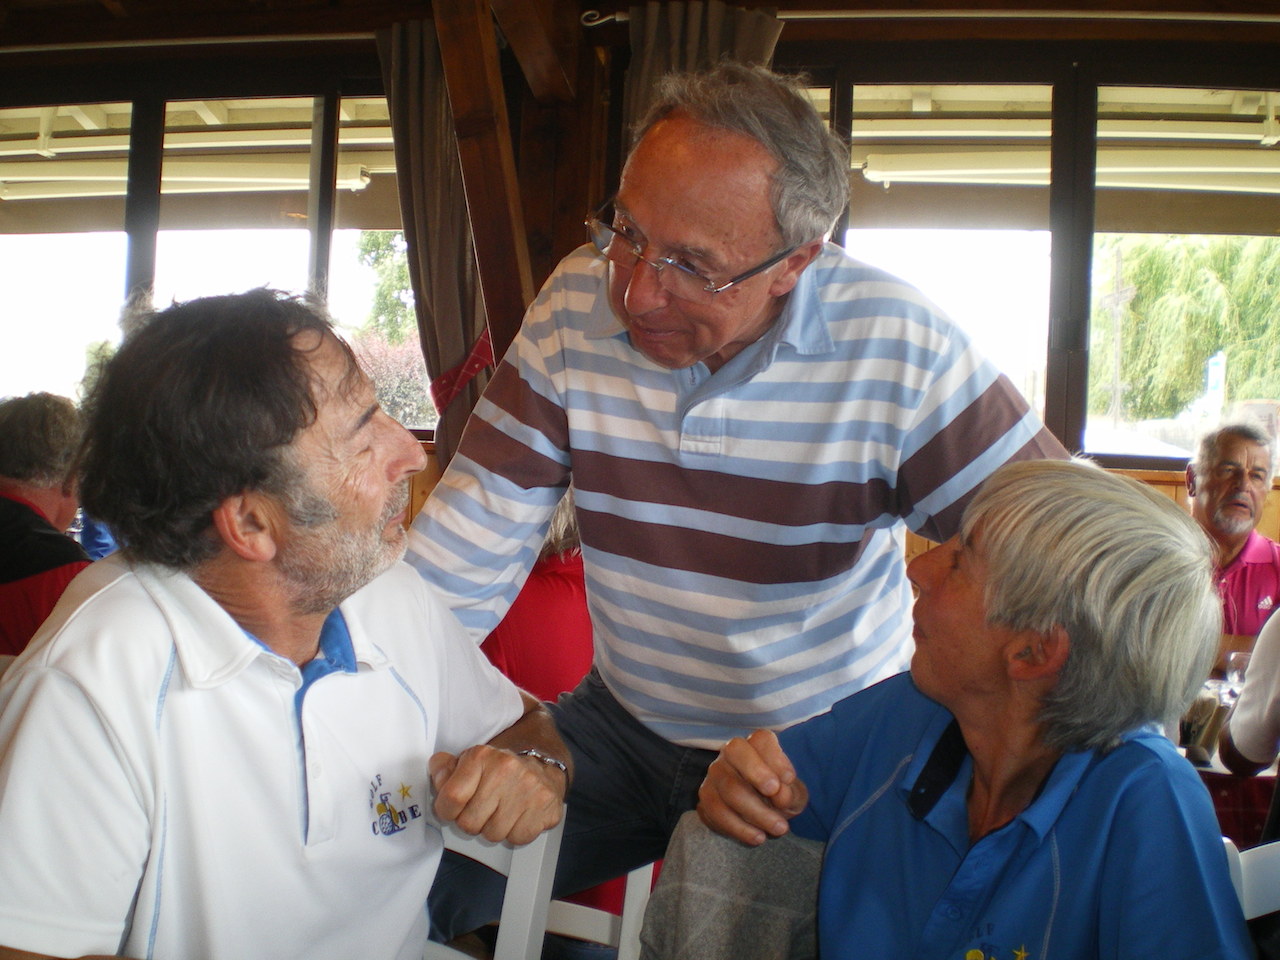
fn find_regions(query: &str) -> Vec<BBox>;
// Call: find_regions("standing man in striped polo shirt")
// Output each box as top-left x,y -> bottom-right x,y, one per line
410,61 -> 1067,942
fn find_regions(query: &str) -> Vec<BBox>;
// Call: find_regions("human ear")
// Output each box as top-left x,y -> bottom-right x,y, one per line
1185,464 -> 1198,498
210,492 -> 280,563
1008,625 -> 1070,681
766,240 -> 824,298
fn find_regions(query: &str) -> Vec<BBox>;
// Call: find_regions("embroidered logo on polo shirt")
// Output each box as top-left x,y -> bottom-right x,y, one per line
368,773 -> 423,836
964,943 -> 1031,959
1260,596 -> 1274,611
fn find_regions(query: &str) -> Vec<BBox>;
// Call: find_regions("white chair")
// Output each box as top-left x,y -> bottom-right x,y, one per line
545,861 -> 656,960
424,815 -> 566,960
1235,837 -> 1280,920
1224,836 -> 1244,906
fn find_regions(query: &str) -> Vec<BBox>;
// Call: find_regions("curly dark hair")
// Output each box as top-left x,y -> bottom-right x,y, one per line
77,289 -> 360,569
0,392 -> 82,488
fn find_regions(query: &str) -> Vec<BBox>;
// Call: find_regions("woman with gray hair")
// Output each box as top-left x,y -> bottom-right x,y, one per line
688,458 -> 1247,960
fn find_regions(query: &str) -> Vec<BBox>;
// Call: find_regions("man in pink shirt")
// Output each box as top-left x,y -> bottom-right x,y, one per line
1186,422 -> 1280,668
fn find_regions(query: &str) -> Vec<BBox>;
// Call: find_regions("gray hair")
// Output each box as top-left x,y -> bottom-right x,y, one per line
1191,421 -> 1275,481
0,392 -> 83,489
539,488 -> 581,562
961,458 -> 1220,752
634,62 -> 850,247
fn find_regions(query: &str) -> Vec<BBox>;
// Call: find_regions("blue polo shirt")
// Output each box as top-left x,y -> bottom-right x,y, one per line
781,673 -> 1251,960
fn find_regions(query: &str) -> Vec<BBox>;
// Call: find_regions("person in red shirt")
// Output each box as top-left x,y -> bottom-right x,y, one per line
482,493 -> 646,958
482,494 -> 593,701
0,392 -> 90,657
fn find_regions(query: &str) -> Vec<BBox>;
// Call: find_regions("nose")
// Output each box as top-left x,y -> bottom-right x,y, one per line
383,414 -> 428,480
906,536 -> 959,592
621,254 -> 672,315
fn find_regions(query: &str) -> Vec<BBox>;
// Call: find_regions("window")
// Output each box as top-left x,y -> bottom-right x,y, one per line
0,102 -> 132,400
782,43 -> 1280,469
1088,85 -> 1280,461
845,83 -> 1053,418
0,68 -> 436,431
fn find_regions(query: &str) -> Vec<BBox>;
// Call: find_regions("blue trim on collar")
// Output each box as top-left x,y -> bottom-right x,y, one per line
900,713 -> 1162,845
241,608 -> 357,709
297,609 -> 357,700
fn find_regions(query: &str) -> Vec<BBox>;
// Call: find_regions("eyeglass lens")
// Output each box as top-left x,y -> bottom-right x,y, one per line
588,210 -> 717,303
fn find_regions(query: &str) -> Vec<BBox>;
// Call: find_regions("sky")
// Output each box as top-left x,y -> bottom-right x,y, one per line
3,223 -> 1202,457
1,229 -> 374,401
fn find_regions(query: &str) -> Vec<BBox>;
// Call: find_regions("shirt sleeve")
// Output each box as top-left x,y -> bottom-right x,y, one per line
1228,610 -> 1280,764
421,578 -> 527,757
782,675 -> 953,844
405,264 -> 582,640
0,665 -> 150,956
1095,757 -> 1252,959
896,320 -> 1068,543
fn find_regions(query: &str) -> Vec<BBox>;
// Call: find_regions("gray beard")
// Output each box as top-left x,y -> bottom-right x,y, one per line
1212,506 -> 1255,538
277,483 -> 410,615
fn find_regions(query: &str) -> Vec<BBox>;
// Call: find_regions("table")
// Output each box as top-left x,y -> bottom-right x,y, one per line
1201,770 -> 1276,848
1185,748 -> 1278,849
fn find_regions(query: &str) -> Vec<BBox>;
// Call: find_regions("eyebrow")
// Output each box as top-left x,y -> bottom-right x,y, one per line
349,402 -> 379,439
613,202 -> 718,269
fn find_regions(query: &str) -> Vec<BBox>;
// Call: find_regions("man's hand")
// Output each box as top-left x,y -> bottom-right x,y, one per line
429,744 -> 565,845
429,691 -> 570,846
697,728 -> 808,847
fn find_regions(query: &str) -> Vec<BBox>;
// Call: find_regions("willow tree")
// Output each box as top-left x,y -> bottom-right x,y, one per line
1090,233 -> 1280,421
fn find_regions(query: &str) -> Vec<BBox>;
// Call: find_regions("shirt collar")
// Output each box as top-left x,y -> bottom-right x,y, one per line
767,242 -> 837,358
0,490 -> 55,527
132,559 -> 387,688
243,608 -> 358,690
900,708 -> 1157,843
1230,529 -> 1274,568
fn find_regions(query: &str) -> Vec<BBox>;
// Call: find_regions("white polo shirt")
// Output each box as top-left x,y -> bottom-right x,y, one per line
0,554 -> 523,960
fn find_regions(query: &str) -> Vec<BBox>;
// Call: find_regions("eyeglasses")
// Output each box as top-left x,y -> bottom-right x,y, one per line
585,202 -> 795,304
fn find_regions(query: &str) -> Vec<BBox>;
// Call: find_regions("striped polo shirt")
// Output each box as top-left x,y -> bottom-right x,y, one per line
408,242 -> 1065,748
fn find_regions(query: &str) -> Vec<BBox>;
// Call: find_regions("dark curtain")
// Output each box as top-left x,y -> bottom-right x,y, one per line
377,21 -> 489,465
623,2 -> 784,138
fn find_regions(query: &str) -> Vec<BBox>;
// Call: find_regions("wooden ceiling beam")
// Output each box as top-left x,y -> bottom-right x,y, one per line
0,1 -> 433,50
433,0 -> 535,358
491,0 -> 576,103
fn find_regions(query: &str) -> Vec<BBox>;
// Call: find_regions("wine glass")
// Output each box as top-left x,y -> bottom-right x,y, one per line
1226,651 -> 1252,704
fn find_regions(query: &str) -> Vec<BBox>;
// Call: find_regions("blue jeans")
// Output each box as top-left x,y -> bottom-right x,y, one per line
428,669 -> 717,941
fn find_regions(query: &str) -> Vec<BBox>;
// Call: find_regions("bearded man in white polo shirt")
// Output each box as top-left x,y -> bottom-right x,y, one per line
0,289 -> 570,960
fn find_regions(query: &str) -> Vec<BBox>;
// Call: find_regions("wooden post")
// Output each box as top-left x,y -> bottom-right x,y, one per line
433,0 -> 535,359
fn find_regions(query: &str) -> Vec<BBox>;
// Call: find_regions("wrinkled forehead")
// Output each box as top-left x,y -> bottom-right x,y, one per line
293,327 -> 367,407
1210,434 -> 1273,470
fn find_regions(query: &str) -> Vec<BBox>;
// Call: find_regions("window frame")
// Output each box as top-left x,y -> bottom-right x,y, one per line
0,43 -> 434,438
776,38 -> 1280,471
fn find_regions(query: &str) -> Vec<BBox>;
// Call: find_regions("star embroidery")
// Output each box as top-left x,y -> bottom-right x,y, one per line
1013,946 -> 1030,960
399,783 -> 413,801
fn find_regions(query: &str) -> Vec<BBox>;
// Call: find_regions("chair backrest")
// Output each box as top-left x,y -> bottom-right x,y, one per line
1238,838 -> 1280,920
546,861 -> 655,960
1224,836 -> 1244,906
423,814 -> 566,960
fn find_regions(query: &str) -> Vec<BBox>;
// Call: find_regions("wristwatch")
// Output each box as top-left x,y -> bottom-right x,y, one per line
516,748 -> 570,782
